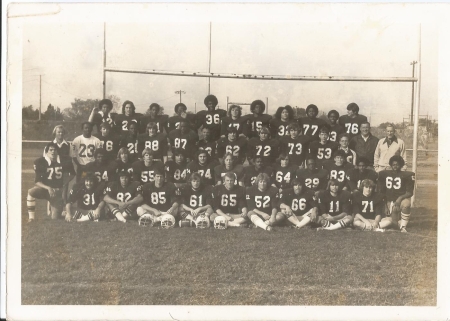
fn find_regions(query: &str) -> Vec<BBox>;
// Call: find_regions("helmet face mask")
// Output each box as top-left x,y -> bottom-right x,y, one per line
214,216 -> 228,230
160,214 -> 176,229
138,214 -> 154,227
195,215 -> 210,229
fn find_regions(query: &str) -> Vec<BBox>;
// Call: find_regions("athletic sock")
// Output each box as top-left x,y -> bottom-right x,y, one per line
227,221 -> 241,227
112,208 -> 126,223
250,215 -> 269,230
27,195 -> 36,220
296,216 -> 311,228
400,212 -> 410,228
77,215 -> 91,222
325,220 -> 347,231
322,220 -> 332,228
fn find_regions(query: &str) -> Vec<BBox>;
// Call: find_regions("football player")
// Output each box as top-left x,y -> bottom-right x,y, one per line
138,103 -> 169,134
269,105 -> 296,139
295,157 -> 329,199
103,171 -> 143,223
186,149 -> 217,186
308,125 -> 339,169
137,169 -> 180,224
220,104 -> 247,138
83,148 -> 117,185
49,125 -> 70,157
243,155 -> 274,188
243,100 -> 272,139
317,179 -> 353,231
115,147 -> 134,177
214,153 -> 244,186
71,122 -> 101,182
210,172 -> 248,227
301,104 -> 327,141
27,143 -> 75,221
338,103 -> 368,140
327,110 -> 345,143
277,178 -> 319,229
64,172 -> 105,222
94,122 -> 121,163
168,119 -> 199,162
119,122 -> 140,163
88,98 -> 116,134
197,127 -> 218,160
167,103 -> 195,133
247,126 -> 280,165
377,155 -> 415,232
195,95 -> 227,141
352,179 -> 391,232
346,157 -> 378,194
165,148 -> 189,188
279,123 -> 310,168
179,172 -> 214,223
114,100 -> 142,134
216,126 -> 248,165
137,122 -> 169,163
273,154 -> 298,194
337,134 -> 357,166
246,173 -> 278,231
323,150 -> 354,191
132,148 -> 165,184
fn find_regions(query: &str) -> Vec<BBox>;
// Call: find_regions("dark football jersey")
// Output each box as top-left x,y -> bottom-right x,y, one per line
338,148 -> 357,165
137,133 -> 168,161
279,135 -> 311,166
132,160 -> 165,184
45,141 -> 70,158
351,191 -> 384,220
120,134 -> 139,162
243,114 -> 272,138
212,185 -> 247,214
245,185 -> 279,215
34,156 -> 74,188
138,114 -> 169,134
214,164 -> 244,186
328,124 -> 345,142
197,139 -> 218,159
141,181 -> 179,212
186,161 -> 216,186
195,109 -> 227,140
105,181 -> 142,202
346,168 -> 379,191
269,119 -> 296,139
295,168 -> 329,192
279,188 -> 317,216
114,160 -> 134,178
164,161 -> 188,184
301,117 -> 327,141
247,138 -> 280,165
94,134 -> 121,162
273,165 -> 298,190
220,116 -> 247,137
180,184 -> 214,209
168,129 -> 199,160
83,160 -> 117,183
323,162 -> 354,190
167,115 -> 196,133
68,183 -> 104,210
114,113 -> 142,134
308,140 -> 339,168
378,170 -> 415,202
243,165 -> 274,187
338,114 -> 368,139
216,136 -> 248,164
318,190 -> 352,216
91,112 -> 116,133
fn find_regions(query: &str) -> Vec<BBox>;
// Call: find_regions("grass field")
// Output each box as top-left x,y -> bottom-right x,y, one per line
20,140 -> 438,306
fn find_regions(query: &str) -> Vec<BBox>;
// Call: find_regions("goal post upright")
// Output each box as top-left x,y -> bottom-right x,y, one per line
102,22 -> 106,99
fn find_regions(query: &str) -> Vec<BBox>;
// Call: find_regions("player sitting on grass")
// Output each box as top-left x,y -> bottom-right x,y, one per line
308,125 -> 339,169
316,179 -> 353,231
64,173 -> 105,222
246,173 -> 278,231
103,171 -> 143,223
27,143 -> 75,222
137,169 -> 180,226
243,155 -> 274,187
352,179 -> 391,232
346,157 -> 378,194
210,172 -> 248,227
277,178 -> 319,229
377,155 -> 415,233
179,172 -> 214,227
132,148 -> 165,184
279,122 -> 310,169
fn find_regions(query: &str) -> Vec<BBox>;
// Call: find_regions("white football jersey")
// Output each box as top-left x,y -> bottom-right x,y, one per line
71,135 -> 101,165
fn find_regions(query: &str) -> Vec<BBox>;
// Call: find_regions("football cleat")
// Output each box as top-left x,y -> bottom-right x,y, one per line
138,214 -> 154,227
179,219 -> 194,227
195,215 -> 210,229
374,228 -> 385,232
160,214 -> 176,229
400,227 -> 408,233
213,216 -> 228,230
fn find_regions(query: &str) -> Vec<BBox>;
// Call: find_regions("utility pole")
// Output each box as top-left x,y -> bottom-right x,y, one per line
410,61 -> 417,124
175,90 -> 186,103
39,75 -> 42,120
208,22 -> 212,95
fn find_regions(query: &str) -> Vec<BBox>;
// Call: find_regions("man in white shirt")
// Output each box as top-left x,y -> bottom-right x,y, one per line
373,124 -> 406,172
71,122 -> 101,182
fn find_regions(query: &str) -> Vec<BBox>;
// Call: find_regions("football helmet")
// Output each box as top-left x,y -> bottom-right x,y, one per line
138,214 -> 154,227
214,216 -> 228,230
195,215 -> 210,229
160,214 -> 176,229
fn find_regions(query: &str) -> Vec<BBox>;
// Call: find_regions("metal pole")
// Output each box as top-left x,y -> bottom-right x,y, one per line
208,22 -> 212,95
410,61 -> 417,124
226,96 -> 229,112
179,91 -> 181,103
39,75 -> 41,120
195,102 -> 197,113
102,22 -> 106,99
266,97 -> 269,114
411,24 -> 421,207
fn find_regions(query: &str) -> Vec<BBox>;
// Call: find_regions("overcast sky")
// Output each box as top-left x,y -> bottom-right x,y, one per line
21,7 -> 438,126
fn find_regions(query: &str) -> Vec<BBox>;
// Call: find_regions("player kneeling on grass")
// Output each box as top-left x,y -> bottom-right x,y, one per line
103,171 -> 143,223
352,179 -> 391,232
27,142 -> 75,222
64,173 -> 105,222
377,155 -> 415,233
179,172 -> 214,228
137,169 -> 180,227
316,179 -> 353,231
246,173 -> 278,231
277,178 -> 318,229
210,172 -> 248,228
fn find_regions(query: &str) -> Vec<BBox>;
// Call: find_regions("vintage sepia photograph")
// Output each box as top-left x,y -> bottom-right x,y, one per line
5,2 -> 450,320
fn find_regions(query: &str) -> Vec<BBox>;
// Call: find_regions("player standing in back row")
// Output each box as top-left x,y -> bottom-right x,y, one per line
243,100 -> 272,138
195,95 -> 227,141
338,103 -> 368,140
